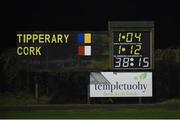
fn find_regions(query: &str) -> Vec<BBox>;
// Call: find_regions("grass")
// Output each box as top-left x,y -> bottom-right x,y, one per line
160,98 -> 180,105
0,92 -> 50,106
1,96 -> 180,119
1,104 -> 180,119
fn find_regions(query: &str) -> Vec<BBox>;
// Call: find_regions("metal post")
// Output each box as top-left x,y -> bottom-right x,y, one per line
87,85 -> 90,104
35,74 -> 39,103
35,83 -> 38,100
177,49 -> 179,63
26,63 -> 30,92
46,45 -> 49,70
138,97 -> 142,104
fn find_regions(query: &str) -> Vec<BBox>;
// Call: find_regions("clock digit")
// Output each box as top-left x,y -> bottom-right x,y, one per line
135,33 -> 142,42
126,32 -> 133,42
118,45 -> 122,54
115,57 -> 121,68
134,45 -> 141,55
130,45 -> 133,54
123,57 -> 129,67
138,58 -> 142,67
118,33 -> 122,42
143,57 -> 149,67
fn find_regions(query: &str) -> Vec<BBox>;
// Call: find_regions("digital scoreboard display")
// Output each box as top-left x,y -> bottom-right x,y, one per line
109,22 -> 154,70
113,31 -> 150,69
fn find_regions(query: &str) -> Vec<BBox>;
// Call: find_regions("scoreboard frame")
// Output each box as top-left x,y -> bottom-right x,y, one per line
108,21 -> 154,70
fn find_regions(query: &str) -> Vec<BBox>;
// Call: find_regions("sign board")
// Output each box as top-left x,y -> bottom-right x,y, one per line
16,21 -> 154,72
90,72 -> 152,97
16,31 -> 109,72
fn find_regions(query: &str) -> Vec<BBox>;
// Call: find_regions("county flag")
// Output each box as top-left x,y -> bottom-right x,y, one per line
78,46 -> 91,56
78,33 -> 91,44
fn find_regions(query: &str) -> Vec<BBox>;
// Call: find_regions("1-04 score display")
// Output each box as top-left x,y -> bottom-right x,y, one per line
113,31 -> 151,69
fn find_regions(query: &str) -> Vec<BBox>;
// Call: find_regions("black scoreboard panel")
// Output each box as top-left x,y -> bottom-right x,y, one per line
113,31 -> 150,69
16,22 -> 154,72
109,22 -> 154,70
16,31 -> 110,72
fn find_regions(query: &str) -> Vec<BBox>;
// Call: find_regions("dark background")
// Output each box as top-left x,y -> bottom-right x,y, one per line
7,0 -> 180,50
2,0 -> 180,105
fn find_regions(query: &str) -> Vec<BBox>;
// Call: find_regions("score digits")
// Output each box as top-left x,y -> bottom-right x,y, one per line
113,31 -> 151,69
114,57 -> 149,68
110,21 -> 153,70
118,45 -> 142,55
118,32 -> 142,42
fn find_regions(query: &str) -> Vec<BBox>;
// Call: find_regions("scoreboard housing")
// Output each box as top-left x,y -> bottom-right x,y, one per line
109,21 -> 154,70
16,21 -> 154,71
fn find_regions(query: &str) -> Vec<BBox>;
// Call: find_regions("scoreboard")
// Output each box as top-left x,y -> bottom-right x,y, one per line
109,22 -> 154,70
16,22 -> 154,98
16,21 -> 154,71
89,21 -> 154,98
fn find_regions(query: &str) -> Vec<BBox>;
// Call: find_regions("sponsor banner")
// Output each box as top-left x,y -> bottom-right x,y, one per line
90,72 -> 152,97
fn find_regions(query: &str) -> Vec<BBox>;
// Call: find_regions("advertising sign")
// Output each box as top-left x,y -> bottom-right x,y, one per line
90,72 -> 152,97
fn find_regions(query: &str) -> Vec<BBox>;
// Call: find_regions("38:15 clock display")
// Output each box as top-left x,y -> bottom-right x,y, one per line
113,31 -> 151,69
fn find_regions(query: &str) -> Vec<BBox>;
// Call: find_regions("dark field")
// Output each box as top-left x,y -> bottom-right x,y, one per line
1,104 -> 180,119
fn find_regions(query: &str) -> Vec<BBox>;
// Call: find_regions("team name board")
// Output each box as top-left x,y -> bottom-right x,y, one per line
16,32 -> 109,71
16,22 -> 154,71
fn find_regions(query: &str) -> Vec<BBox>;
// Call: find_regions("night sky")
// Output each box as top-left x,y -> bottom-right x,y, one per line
7,0 -> 180,49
